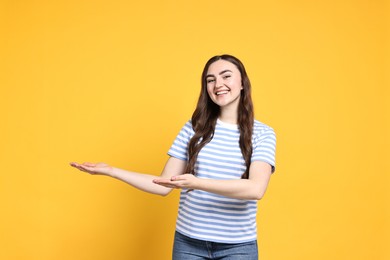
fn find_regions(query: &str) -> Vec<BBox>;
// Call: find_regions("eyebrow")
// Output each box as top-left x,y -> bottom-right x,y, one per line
206,69 -> 233,78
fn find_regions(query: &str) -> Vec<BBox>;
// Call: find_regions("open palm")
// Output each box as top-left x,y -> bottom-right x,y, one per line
70,162 -> 113,176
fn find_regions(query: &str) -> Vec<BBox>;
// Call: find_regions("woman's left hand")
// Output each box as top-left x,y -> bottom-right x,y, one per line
153,174 -> 199,189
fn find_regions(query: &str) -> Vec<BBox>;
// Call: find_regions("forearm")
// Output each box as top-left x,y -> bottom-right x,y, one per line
195,178 -> 266,200
153,161 -> 272,200
110,167 -> 172,196
71,157 -> 186,196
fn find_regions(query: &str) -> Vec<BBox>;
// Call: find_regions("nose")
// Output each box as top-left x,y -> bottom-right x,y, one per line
215,76 -> 224,88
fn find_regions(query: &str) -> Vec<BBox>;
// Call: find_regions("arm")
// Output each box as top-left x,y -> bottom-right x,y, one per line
70,156 -> 187,196
153,161 -> 273,200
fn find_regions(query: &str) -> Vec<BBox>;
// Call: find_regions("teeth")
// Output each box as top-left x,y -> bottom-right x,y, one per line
216,91 -> 229,95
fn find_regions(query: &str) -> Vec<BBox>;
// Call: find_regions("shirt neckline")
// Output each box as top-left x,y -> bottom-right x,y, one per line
217,118 -> 239,129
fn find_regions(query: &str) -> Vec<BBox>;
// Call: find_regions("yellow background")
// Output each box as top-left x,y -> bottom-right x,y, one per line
1,0 -> 388,259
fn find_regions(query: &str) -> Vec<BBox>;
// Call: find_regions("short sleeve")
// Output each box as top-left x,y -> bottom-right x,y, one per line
251,127 -> 277,173
167,120 -> 194,161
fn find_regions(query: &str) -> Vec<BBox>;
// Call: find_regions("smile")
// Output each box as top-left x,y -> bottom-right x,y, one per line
216,90 -> 229,95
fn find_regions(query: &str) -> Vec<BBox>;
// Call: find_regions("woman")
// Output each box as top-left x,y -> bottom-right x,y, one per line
70,54 -> 276,259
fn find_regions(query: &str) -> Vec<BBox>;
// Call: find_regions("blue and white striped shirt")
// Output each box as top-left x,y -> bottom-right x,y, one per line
168,119 -> 276,243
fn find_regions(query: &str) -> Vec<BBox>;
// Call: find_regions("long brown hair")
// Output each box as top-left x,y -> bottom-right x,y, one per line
186,54 -> 254,179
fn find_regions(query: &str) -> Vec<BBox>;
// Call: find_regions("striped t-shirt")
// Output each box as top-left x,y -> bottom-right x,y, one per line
168,119 -> 276,243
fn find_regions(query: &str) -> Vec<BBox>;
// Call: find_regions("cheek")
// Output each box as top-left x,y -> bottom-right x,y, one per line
206,86 -> 214,97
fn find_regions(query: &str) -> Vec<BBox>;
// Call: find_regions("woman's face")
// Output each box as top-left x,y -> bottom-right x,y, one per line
205,59 -> 243,109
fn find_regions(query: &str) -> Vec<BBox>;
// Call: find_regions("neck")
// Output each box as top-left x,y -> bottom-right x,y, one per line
219,105 -> 238,124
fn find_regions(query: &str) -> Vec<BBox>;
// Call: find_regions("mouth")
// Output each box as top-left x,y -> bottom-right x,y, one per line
215,90 -> 230,95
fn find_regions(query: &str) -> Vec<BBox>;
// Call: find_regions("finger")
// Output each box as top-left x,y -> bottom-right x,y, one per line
156,183 -> 172,188
83,162 -> 96,167
72,165 -> 85,171
162,184 -> 180,189
153,179 -> 179,188
153,179 -> 171,184
70,162 -> 93,171
71,164 -> 92,173
70,162 -> 79,167
154,182 -> 173,187
76,166 -> 88,172
81,165 -> 95,172
154,181 -> 171,186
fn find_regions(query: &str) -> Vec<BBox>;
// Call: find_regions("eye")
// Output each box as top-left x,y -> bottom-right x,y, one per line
222,74 -> 231,79
206,78 -> 215,83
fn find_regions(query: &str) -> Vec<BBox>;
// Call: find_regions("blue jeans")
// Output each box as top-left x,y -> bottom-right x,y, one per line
172,231 -> 258,260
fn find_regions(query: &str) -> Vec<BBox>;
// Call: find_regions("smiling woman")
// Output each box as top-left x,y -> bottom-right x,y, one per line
70,54 -> 276,259
206,60 -> 243,113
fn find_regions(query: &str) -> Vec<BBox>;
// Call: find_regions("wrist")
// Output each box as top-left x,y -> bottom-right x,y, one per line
108,167 -> 117,178
194,176 -> 203,190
